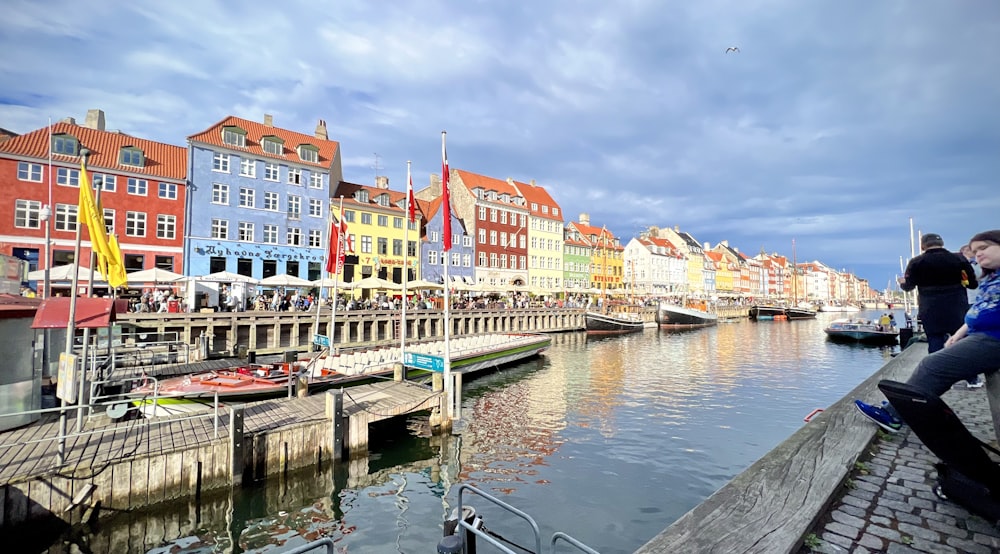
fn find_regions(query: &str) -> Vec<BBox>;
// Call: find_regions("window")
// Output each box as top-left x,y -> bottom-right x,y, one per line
463,236 -> 473,247
263,224 -> 278,244
298,145 -> 319,163
159,182 -> 178,199
360,213 -> 372,225
478,229 -> 486,244
154,256 -> 174,271
309,172 -> 323,188
453,252 -> 461,267
490,209 -> 497,222
209,256 -> 227,273
394,217 -> 403,229
392,239 -> 403,256
212,183 -> 229,205
126,211 -> 146,237
264,191 -> 279,211
309,229 -> 322,247
288,167 -> 302,185
430,231 -> 439,242
14,200 -> 42,228
57,167 -> 80,187
223,127 -> 246,147
542,205 -> 549,214
157,214 -> 176,239
287,260 -> 299,276
463,254 -> 472,267
490,230 -> 497,245
54,204 -> 78,231
309,198 -> 322,217
17,162 -> 43,182
239,258 -> 254,277
239,187 -> 255,208
103,209 -> 114,233
213,152 -> 230,172
376,194 -> 390,207
287,195 -> 301,219
127,178 -> 148,196
211,219 -> 228,239
377,215 -> 388,227
361,235 -> 372,253
490,253 -> 498,268
553,207 -> 559,217
240,157 -> 256,177
120,147 -> 144,167
262,139 -> 283,155
238,221 -> 254,242
94,173 -> 116,192
264,163 -> 279,181
343,210 -> 355,223
500,211 -> 507,224
428,251 -> 438,265
124,254 -> 144,271
287,227 -> 302,246
478,206 -> 486,220
377,237 -> 388,255
261,259 -> 276,278
479,252 -> 487,266
51,135 -> 78,155
407,240 -> 417,257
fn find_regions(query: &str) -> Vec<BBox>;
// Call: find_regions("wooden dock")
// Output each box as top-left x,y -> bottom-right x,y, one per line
0,379 -> 441,531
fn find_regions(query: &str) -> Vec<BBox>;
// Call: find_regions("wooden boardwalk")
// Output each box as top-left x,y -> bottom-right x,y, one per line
0,378 -> 441,529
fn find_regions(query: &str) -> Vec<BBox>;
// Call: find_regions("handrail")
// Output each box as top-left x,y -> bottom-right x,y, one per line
552,531 -> 601,554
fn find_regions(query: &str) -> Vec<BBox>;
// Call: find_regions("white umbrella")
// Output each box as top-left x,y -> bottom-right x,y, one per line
405,279 -> 444,290
126,267 -> 185,284
311,277 -> 351,288
259,274 -> 313,288
197,270 -> 260,284
27,264 -> 105,282
351,276 -> 403,290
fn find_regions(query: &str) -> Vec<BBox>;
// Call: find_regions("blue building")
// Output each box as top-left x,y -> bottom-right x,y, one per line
184,115 -> 342,286
418,193 -> 475,286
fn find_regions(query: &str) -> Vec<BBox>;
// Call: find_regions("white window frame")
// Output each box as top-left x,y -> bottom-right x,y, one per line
211,218 -> 228,239
17,162 -> 43,182
287,227 -> 302,246
213,152 -> 230,173
127,178 -> 148,196
264,191 -> 279,211
212,183 -> 229,205
158,182 -> 178,200
157,214 -> 176,239
264,163 -> 279,181
287,195 -> 301,220
56,167 -> 80,187
238,221 -> 254,242
309,172 -> 323,189
287,167 -> 302,185
240,157 -> 256,177
54,204 -> 78,232
308,229 -> 322,248
239,187 -> 255,208
14,199 -> 42,228
263,224 -> 278,244
308,198 -> 322,217
126,211 -> 147,237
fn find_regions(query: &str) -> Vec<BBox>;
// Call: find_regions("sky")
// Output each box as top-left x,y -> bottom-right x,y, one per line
2,0 -> 998,291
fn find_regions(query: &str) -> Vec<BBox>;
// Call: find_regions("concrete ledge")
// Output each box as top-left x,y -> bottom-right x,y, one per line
634,344 -> 927,554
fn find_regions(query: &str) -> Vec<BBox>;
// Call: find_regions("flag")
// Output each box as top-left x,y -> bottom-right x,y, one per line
78,160 -> 112,262
441,131 -> 451,251
325,221 -> 341,274
107,234 -> 128,288
407,171 -> 416,223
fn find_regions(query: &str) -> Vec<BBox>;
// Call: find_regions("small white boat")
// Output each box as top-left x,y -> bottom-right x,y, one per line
824,318 -> 898,345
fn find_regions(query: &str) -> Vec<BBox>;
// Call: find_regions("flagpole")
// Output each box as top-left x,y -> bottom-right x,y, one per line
330,196 -> 345,354
441,131 -> 453,421
44,117 -> 53,299
313,204 -> 330,352
400,161 -> 412,359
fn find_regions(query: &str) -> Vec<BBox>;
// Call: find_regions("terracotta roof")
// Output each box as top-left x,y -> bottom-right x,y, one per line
188,115 -> 339,170
569,221 -> 622,251
334,181 -> 409,213
0,122 -> 187,180
454,170 -> 526,209
510,179 -> 563,222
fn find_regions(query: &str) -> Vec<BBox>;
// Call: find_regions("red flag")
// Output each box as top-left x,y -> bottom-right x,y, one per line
441,131 -> 451,252
325,221 -> 340,273
407,172 -> 416,223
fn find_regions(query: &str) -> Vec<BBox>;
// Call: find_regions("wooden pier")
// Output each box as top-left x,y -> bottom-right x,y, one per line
0,380 -> 441,532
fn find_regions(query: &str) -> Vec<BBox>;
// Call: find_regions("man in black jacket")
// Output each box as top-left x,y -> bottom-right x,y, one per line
899,233 -> 978,353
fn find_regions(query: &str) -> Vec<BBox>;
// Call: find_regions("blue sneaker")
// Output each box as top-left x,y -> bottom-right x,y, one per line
854,400 -> 903,433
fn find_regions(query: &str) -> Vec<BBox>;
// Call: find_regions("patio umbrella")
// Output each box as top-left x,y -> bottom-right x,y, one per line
27,264 -> 105,282
126,267 -> 186,284
405,279 -> 444,290
351,276 -> 403,290
259,274 -> 313,288
197,270 -> 260,284
311,277 -> 351,289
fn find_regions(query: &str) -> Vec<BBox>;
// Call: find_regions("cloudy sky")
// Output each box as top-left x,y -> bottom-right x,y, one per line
2,1 -> 997,290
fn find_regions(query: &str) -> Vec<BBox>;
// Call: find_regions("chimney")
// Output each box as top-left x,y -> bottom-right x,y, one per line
506,177 -> 515,186
375,176 -> 390,189
60,117 -> 77,125
721,240 -> 729,247
579,213 -> 590,226
84,109 -> 106,131
314,119 -> 328,140
263,114 -> 274,127
704,241 -> 711,250
674,225 -> 680,232
530,179 -> 536,186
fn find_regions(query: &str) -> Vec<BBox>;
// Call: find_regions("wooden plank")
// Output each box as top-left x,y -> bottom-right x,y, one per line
128,457 -> 150,510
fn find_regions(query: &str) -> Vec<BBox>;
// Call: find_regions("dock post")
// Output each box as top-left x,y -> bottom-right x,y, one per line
326,390 -> 344,462
453,373 -> 463,422
229,404 -> 245,486
432,372 -> 443,392
393,362 -> 405,382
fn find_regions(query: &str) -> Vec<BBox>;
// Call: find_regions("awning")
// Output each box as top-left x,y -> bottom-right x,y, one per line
31,297 -> 128,329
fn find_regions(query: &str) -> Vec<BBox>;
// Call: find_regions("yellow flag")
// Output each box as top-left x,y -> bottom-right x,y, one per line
78,160 -> 112,262
107,234 -> 128,289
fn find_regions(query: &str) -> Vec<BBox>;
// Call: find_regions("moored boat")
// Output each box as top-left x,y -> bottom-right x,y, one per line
656,301 -> 718,328
785,306 -> 818,320
748,305 -> 785,320
585,311 -> 645,335
824,318 -> 898,345
818,302 -> 861,313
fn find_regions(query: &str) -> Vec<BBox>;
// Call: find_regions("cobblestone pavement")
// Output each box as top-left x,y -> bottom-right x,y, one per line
801,386 -> 1000,554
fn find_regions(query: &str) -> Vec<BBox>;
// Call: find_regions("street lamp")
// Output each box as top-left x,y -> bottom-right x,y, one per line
40,204 -> 51,299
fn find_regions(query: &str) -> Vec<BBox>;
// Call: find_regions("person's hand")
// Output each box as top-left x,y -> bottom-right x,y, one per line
945,334 -> 962,348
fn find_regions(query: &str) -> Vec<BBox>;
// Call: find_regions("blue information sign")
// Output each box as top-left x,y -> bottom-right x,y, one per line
403,351 -> 445,373
313,334 -> 331,347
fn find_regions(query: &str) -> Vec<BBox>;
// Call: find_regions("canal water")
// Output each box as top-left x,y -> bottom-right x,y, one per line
54,311 -> 900,554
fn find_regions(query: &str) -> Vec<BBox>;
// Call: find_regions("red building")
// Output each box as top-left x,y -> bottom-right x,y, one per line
0,110 -> 187,296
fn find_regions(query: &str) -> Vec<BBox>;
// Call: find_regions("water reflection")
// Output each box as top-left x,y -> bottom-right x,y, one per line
55,313 -> 896,553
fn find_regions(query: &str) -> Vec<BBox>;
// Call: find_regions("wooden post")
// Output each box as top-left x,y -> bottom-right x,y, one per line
453,372 -> 463,422
326,390 -> 344,462
432,372 -> 443,392
229,404 -> 245,486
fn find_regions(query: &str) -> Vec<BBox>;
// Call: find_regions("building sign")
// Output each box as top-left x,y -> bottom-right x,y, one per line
192,242 -> 323,262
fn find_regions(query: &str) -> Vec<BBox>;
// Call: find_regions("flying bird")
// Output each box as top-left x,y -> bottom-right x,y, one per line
725,46 -> 740,53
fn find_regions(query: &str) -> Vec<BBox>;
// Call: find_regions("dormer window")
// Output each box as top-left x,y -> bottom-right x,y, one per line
120,146 -> 144,167
262,136 -> 284,156
222,126 -> 247,147
553,207 -> 559,217
489,191 -> 498,201
376,193 -> 390,207
500,193 -> 510,203
51,134 -> 79,156
356,190 -> 369,203
298,144 -> 319,163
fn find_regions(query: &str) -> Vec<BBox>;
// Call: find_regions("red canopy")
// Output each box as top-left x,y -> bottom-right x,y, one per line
31,297 -> 127,329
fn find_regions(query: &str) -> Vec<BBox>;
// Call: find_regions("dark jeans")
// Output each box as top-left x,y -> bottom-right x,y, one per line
907,334 -> 1000,397
926,332 -> 948,354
